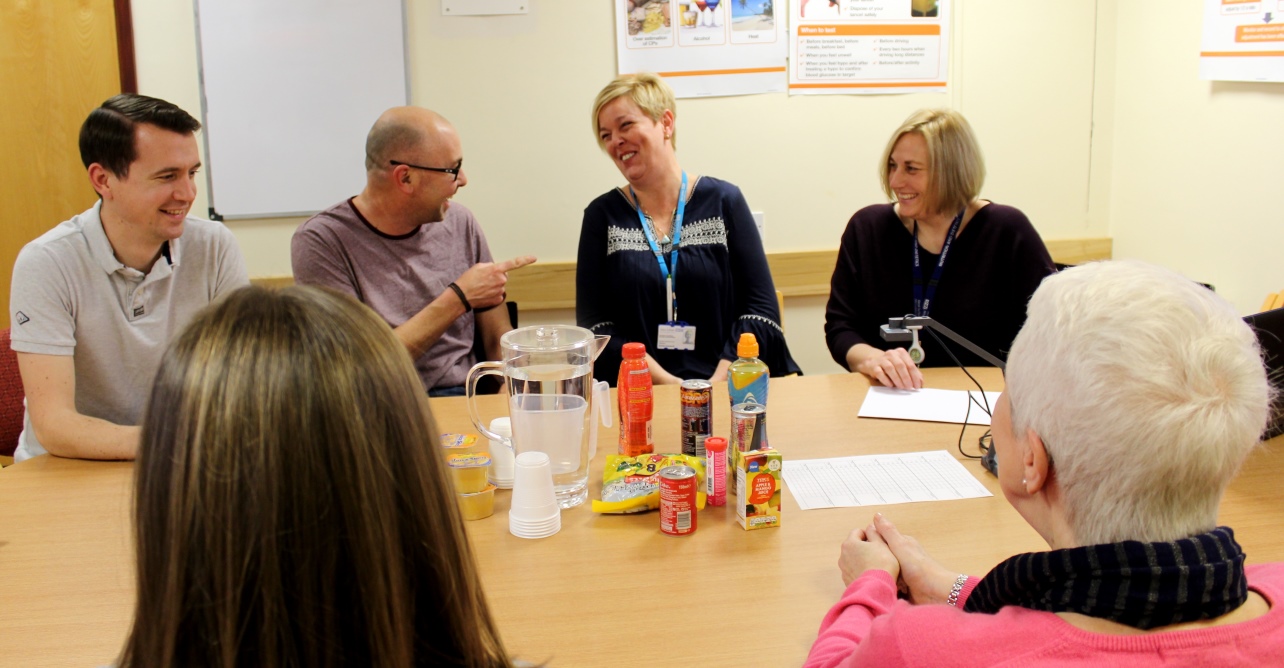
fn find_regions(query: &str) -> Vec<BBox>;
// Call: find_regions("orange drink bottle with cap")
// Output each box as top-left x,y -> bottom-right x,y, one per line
618,342 -> 654,456
728,333 -> 768,408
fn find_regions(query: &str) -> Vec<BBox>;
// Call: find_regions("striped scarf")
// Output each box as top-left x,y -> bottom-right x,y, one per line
963,526 -> 1247,629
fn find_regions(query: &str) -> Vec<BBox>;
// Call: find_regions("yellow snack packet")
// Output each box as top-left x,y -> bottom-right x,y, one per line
592,453 -> 708,514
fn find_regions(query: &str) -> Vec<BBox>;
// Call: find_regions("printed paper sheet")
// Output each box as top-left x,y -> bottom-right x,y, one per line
858,387 -> 1000,425
783,450 -> 991,510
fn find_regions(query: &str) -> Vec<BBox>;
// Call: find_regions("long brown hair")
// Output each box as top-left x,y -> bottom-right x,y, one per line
120,285 -> 510,668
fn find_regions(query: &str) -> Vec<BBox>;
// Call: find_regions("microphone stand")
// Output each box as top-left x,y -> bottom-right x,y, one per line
880,316 -> 1003,474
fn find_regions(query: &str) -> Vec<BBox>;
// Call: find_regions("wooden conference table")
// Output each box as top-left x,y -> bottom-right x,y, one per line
2,370 -> 1283,667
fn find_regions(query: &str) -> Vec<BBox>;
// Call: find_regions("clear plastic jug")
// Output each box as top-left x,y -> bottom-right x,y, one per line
466,325 -> 610,508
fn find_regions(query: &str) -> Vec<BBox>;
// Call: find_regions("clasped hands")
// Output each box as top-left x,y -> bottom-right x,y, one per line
452,255 -> 537,310
839,513 -> 960,606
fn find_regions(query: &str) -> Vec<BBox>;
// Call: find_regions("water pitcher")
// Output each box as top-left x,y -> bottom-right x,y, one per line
466,325 -> 609,508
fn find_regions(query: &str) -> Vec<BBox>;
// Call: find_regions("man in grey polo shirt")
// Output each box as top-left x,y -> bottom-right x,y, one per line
292,107 -> 534,395
9,94 -> 248,461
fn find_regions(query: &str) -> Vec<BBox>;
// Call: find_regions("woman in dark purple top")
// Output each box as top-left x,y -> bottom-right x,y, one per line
825,109 -> 1055,388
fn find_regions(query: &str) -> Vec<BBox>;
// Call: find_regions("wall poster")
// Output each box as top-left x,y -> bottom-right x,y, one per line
788,0 -> 950,95
1200,0 -> 1284,83
615,0 -> 788,98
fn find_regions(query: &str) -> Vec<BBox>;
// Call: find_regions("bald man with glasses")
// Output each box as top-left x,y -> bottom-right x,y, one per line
291,107 -> 535,396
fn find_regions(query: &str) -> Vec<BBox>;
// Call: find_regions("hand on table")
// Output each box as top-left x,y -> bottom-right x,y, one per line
644,354 -> 684,385
873,514 -> 960,605
453,255 -> 537,310
838,519 -> 900,586
856,347 -> 923,390
708,358 -> 730,384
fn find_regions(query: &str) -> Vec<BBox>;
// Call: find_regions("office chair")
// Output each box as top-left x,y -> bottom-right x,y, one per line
469,302 -> 519,395
0,329 -> 25,465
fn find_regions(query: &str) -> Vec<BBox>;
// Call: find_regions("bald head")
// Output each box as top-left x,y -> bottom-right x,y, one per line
364,107 -> 455,173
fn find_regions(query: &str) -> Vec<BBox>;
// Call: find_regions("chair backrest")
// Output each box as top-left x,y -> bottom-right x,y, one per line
776,290 -> 785,333
0,329 -> 26,457
1245,308 -> 1284,440
1262,292 -> 1284,312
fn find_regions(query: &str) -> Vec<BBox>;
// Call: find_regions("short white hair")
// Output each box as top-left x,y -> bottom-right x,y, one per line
1005,260 -> 1270,545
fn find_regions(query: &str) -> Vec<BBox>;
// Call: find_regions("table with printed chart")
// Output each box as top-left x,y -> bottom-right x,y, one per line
4,369 -> 1284,667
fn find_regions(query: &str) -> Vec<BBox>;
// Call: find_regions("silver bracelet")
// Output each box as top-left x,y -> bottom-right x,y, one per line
945,574 -> 969,608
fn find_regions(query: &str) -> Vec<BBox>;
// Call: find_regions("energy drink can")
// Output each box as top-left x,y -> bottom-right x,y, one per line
658,465 -> 698,536
730,402 -> 767,460
680,379 -> 713,458
730,402 -> 767,495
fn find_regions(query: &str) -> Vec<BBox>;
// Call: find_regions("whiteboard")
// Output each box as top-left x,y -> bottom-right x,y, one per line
193,0 -> 408,219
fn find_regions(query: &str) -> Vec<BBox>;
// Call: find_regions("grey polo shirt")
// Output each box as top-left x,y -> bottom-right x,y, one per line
8,201 -> 249,461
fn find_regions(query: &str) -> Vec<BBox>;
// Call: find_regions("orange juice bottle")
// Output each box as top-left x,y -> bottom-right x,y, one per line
618,342 -> 654,456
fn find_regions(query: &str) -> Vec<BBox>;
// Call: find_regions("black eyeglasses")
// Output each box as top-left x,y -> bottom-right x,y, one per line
389,159 -> 463,182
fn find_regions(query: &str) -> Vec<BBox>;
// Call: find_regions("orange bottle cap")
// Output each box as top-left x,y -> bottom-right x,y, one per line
623,342 -> 647,359
736,333 -> 759,358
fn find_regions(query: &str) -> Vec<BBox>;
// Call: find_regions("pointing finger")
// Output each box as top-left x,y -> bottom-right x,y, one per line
496,255 -> 537,272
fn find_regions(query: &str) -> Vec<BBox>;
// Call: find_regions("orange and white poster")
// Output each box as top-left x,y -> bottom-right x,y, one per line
615,0 -> 787,98
789,0 -> 950,95
1200,0 -> 1284,82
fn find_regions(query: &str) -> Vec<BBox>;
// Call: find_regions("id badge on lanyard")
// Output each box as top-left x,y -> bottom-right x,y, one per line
908,209 -> 964,365
636,172 -> 695,351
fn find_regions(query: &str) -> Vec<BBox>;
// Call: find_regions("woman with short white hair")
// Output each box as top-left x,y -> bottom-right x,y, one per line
806,260 -> 1284,667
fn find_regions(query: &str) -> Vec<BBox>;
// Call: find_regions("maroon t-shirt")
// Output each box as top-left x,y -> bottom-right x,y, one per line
291,198 -> 493,390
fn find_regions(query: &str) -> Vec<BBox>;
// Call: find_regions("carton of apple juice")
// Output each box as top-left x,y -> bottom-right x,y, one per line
736,448 -> 782,530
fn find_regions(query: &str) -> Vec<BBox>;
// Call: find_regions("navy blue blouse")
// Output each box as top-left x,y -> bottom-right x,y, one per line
577,176 -> 800,385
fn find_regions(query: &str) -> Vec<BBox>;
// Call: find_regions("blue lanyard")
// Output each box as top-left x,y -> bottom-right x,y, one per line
912,209 -> 964,317
632,171 -> 687,320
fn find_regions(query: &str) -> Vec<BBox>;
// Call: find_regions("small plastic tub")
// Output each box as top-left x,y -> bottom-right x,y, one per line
458,484 -> 497,521
447,452 -> 492,494
440,433 -> 481,457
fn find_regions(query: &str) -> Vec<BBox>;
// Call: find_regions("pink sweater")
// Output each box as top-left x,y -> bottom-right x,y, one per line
805,563 -> 1284,667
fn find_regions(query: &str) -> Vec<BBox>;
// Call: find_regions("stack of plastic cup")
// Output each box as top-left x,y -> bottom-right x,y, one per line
509,451 -> 561,539
488,417 -> 515,489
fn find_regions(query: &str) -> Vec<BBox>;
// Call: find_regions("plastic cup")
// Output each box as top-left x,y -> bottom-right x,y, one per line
488,417 -> 515,489
509,393 -> 588,507
447,453 -> 491,494
441,432 -> 481,457
510,451 -> 561,538
458,484 -> 496,521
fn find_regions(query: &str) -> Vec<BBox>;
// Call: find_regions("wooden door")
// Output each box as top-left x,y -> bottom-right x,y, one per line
0,0 -> 126,328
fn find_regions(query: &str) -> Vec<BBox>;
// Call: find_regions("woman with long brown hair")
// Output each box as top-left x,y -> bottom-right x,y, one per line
119,285 -> 512,667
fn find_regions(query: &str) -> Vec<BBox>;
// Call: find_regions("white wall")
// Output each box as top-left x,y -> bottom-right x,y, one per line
1107,0 -> 1284,316
131,1 -> 1107,375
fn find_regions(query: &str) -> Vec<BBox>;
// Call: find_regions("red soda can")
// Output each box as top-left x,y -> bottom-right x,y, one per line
704,436 -> 727,506
658,465 -> 698,536
680,379 -> 713,458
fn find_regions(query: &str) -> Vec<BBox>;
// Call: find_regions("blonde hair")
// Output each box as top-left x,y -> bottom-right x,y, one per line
121,285 -> 511,668
1006,261 -> 1270,545
592,72 -> 677,150
879,108 -> 985,217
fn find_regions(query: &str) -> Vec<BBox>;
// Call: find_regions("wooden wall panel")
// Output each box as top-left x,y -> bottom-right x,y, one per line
255,238 -> 1113,311
0,0 -> 121,327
